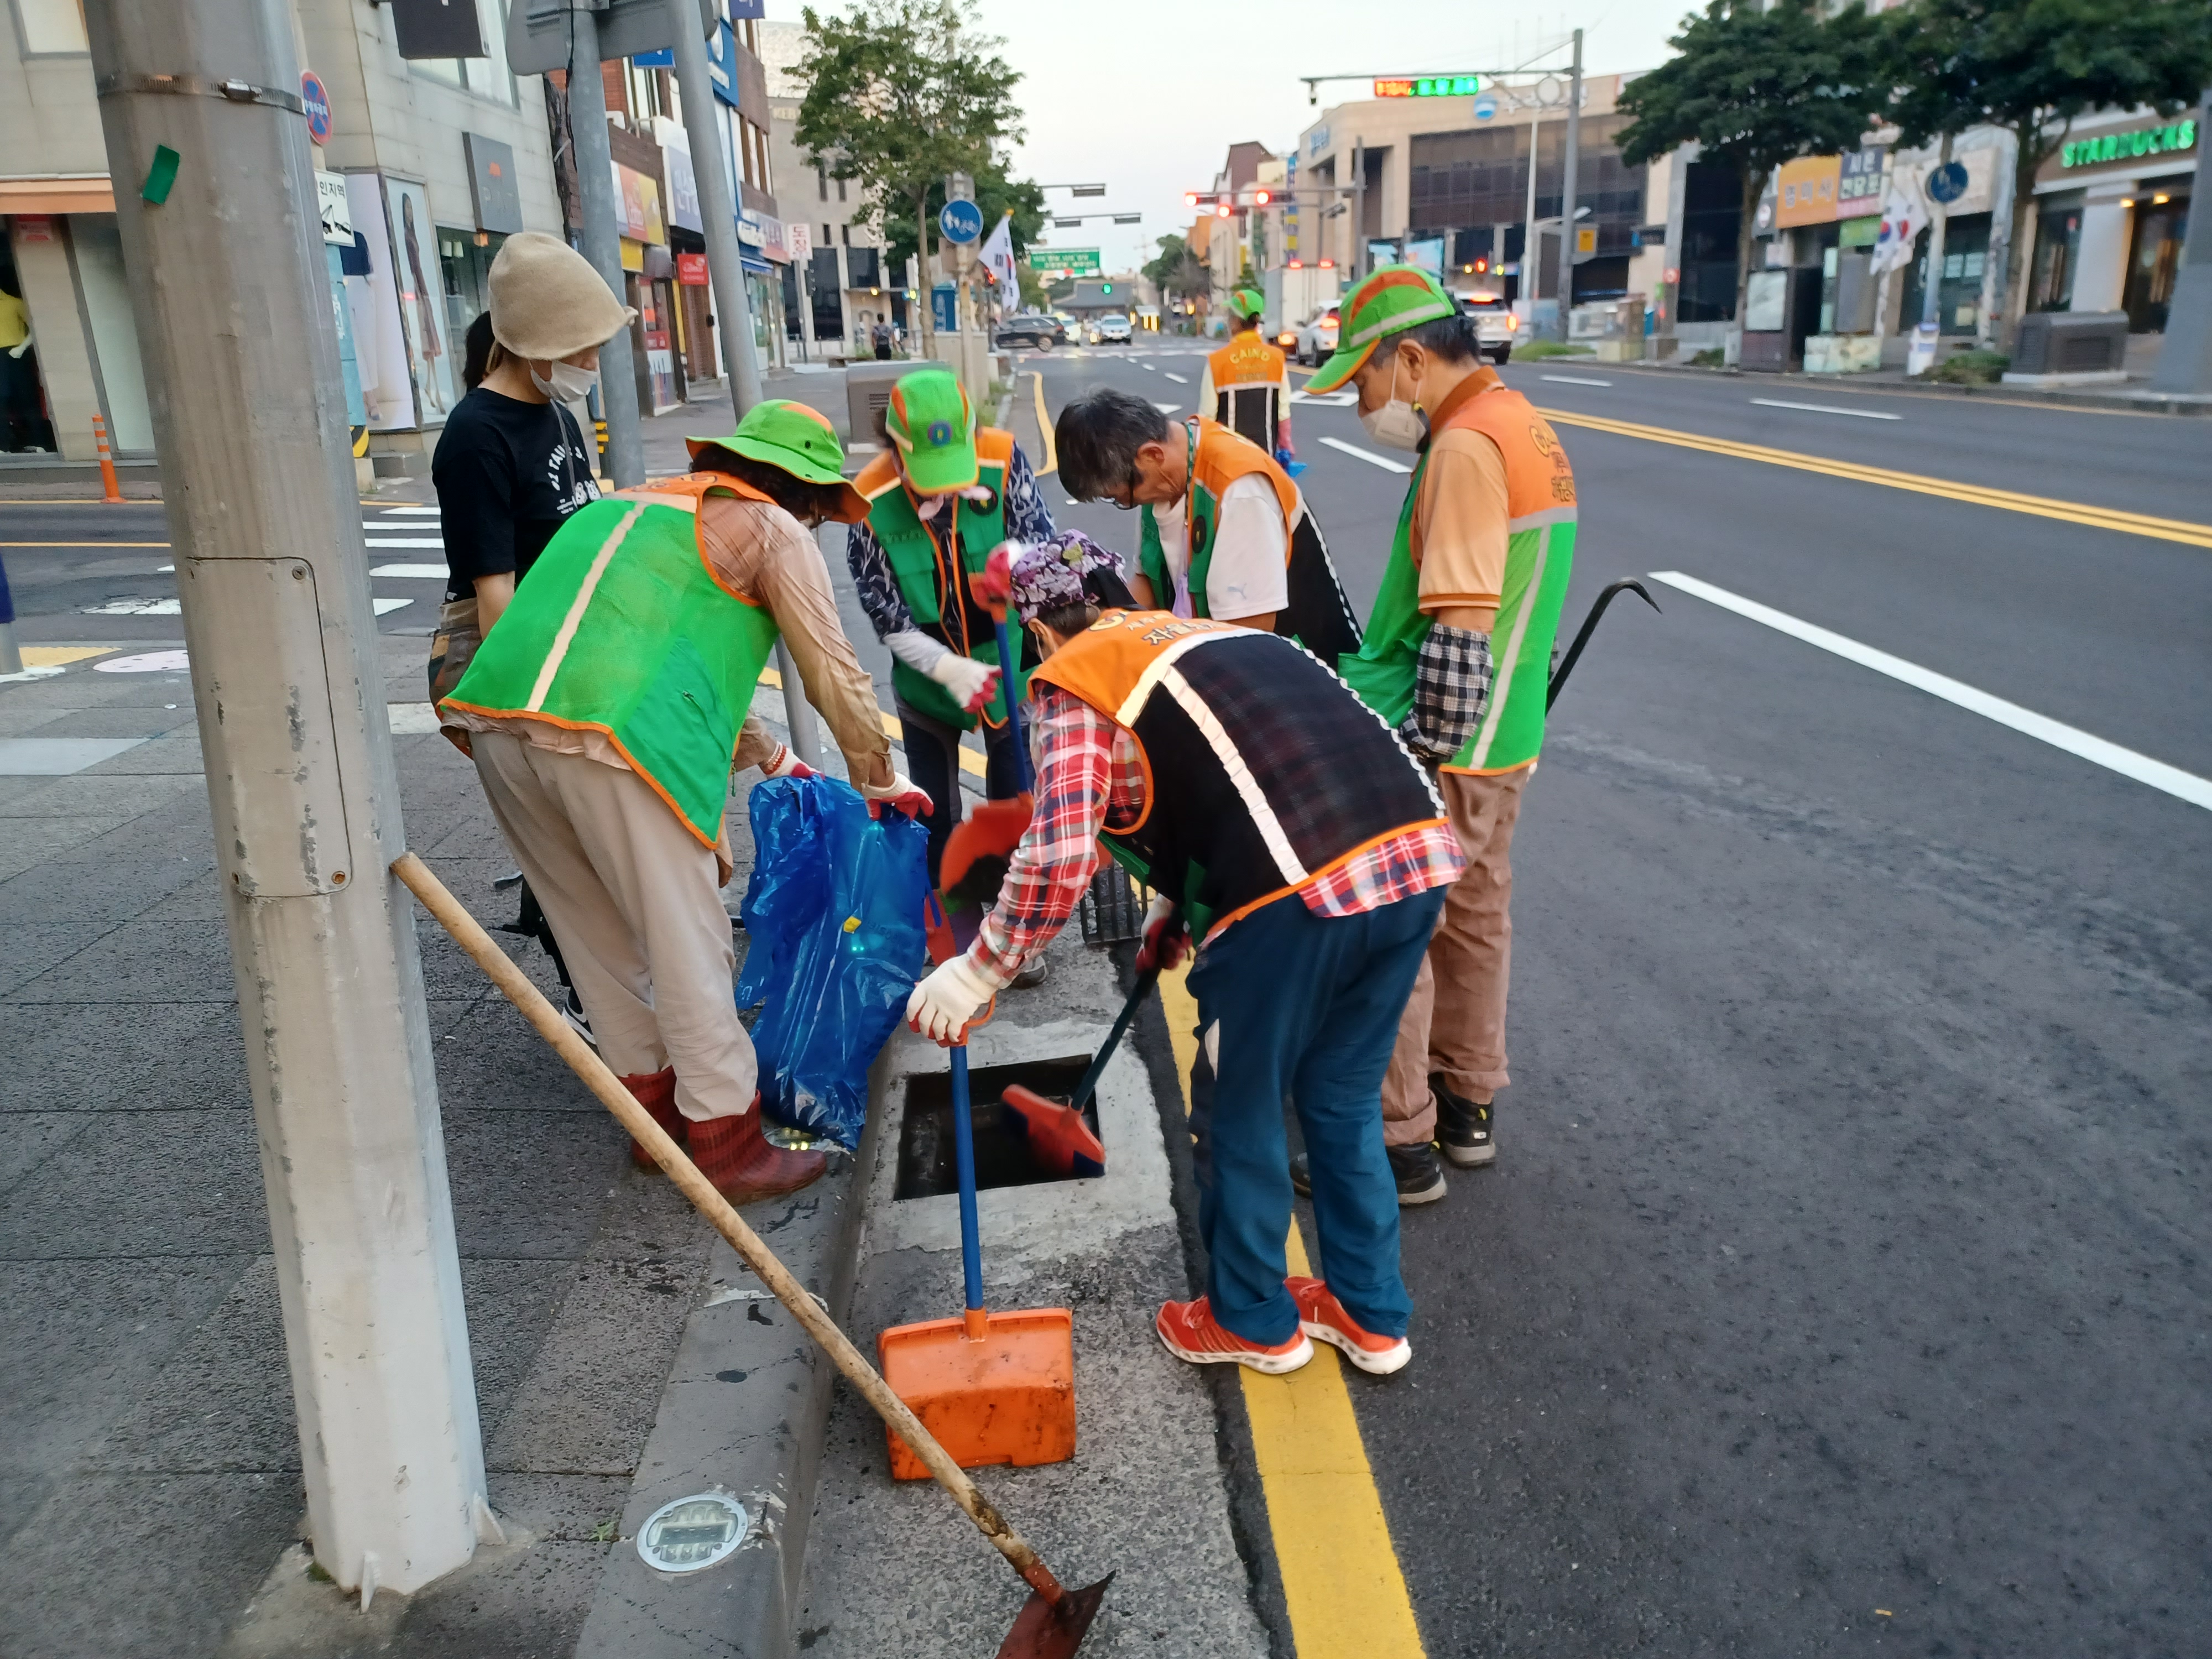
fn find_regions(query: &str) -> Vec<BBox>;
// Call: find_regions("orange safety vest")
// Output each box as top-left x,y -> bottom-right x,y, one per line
1207,332 -> 1288,451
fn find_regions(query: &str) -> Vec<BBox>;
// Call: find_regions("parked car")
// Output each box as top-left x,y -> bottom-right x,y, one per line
1093,312 -> 1133,345
1456,289 -> 1517,364
994,313 -> 1068,351
1293,306 -> 1339,366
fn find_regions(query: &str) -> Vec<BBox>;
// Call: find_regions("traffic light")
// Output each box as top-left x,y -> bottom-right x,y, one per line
1252,189 -> 1270,206
1216,203 -> 1231,218
1102,282 -> 1113,294
1185,191 -> 1199,207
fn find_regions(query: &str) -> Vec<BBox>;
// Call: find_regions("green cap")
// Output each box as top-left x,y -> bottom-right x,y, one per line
1228,289 -> 1265,321
884,368 -> 978,494
1302,264 -> 1459,393
686,399 -> 867,522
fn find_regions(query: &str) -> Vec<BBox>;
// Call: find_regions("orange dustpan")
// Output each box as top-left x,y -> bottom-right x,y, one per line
880,921 -> 1077,1480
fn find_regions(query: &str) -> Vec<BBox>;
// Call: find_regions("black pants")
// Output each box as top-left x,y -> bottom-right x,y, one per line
873,343 -> 892,361
895,697 -> 1025,886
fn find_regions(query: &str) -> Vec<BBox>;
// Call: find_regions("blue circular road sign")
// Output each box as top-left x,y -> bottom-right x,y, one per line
1926,160 -> 1968,205
1473,95 -> 1497,122
938,199 -> 985,244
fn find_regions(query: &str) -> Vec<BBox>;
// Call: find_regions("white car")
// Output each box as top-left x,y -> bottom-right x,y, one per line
1293,306 -> 1339,366
1456,289 -> 1517,364
1093,312 -> 1133,344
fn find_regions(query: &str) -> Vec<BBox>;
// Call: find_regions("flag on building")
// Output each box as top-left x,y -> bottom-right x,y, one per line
980,212 -> 1020,314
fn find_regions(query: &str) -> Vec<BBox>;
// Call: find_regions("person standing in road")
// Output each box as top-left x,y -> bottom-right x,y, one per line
441,398 -> 931,1206
1300,264 -> 1577,1201
904,540 -> 1464,1376
1197,288 -> 1293,460
1055,388 -> 1360,661
845,366 -> 1055,889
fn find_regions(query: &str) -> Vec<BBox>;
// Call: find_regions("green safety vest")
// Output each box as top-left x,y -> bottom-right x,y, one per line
1338,380 -> 1576,775
855,430 -> 1028,733
440,475 -> 781,848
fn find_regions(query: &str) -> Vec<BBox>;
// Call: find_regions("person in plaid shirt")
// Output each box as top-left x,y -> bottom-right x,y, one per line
906,534 -> 1465,1379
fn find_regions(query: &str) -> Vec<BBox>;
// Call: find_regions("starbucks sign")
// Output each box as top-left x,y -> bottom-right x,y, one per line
2059,119 -> 2196,170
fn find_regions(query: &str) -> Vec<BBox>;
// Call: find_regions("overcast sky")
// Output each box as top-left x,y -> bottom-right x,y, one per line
762,0 -> 1692,275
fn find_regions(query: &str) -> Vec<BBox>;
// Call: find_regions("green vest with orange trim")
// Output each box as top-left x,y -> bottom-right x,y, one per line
1136,418 -> 1361,662
855,426 -> 1027,733
1338,373 -> 1576,775
440,473 -> 781,848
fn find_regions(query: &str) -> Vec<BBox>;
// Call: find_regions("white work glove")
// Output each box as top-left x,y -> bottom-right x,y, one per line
1133,894 -> 1188,974
859,769 -> 932,821
758,742 -> 816,780
906,954 -> 994,1045
927,651 -> 1001,716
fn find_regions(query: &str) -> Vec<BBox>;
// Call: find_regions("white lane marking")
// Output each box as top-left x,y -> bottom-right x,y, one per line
373,597 -> 411,614
1749,398 -> 1902,421
1290,388 -> 1358,406
0,737 -> 148,774
1153,401 -> 1181,414
85,595 -> 411,616
366,536 -> 445,547
1648,570 -> 2212,813
386,702 -> 446,734
1320,436 -> 1413,474
157,564 -> 173,572
1139,362 -> 1157,371
1543,374 -> 1613,387
371,563 -> 450,578
376,505 -> 442,516
1163,372 -> 1190,384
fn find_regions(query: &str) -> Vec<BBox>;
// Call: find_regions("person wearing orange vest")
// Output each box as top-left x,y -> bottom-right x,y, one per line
1301,264 -> 1578,1200
441,400 -> 931,1206
1196,289 -> 1293,458
904,537 -> 1466,1376
1053,388 -> 1361,662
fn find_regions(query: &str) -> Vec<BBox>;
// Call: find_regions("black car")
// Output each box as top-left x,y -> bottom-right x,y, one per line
994,313 -> 1068,351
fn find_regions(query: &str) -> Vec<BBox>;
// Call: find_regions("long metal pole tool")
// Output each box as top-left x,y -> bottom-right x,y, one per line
392,852 -> 1111,1658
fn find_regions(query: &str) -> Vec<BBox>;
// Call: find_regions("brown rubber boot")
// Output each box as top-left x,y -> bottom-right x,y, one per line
622,1068 -> 685,1172
687,1098 -> 826,1204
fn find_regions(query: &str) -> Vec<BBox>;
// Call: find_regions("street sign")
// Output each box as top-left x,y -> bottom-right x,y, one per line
1472,94 -> 1497,122
1926,160 -> 1968,205
506,0 -> 716,75
1373,75 -> 1480,98
938,199 -> 984,244
1026,247 -> 1100,276
300,71 -> 332,145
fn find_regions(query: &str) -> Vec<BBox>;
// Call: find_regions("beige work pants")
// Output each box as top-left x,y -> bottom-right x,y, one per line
471,731 -> 756,1122
1381,764 -> 1530,1146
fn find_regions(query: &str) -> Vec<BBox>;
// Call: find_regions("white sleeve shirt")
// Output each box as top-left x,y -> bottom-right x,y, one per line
1151,475 -> 1290,622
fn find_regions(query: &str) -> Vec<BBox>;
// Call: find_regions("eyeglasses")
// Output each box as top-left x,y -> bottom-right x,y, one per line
1104,465 -> 1142,511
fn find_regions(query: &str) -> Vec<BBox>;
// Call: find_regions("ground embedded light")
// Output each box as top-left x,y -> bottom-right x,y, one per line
637,1493 -> 748,1573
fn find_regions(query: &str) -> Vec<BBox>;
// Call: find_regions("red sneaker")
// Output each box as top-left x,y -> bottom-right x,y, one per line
1154,1296 -> 1312,1375
621,1068 -> 684,1172
1288,1277 -> 1411,1376
687,1099 -> 826,1204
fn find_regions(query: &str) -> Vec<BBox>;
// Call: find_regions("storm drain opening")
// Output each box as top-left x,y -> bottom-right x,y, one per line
895,1053 -> 1102,1199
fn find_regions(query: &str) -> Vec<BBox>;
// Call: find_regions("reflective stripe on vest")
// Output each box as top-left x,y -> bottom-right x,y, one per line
1030,609 -> 1444,938
441,472 -> 782,848
1335,374 -> 1575,775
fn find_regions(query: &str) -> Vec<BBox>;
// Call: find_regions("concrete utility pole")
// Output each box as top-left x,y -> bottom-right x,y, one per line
1350,140 -> 1365,281
1561,27 -> 1582,328
1913,133 -> 1955,374
2151,91 -> 2212,394
82,0 -> 490,1601
1522,113 -> 1542,309
665,0 -> 761,414
565,9 -> 645,487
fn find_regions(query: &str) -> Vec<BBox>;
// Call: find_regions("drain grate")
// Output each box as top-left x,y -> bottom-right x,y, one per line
1078,865 -> 1146,946
895,1054 -> 1102,1198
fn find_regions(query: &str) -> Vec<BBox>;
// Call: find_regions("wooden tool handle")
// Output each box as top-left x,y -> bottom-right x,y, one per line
390,851 -> 1062,1597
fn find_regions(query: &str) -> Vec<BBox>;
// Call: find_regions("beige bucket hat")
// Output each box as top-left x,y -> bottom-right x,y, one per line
487,231 -> 636,361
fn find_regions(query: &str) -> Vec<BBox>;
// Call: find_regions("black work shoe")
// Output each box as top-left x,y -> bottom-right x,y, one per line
564,986 -> 598,1052
1433,1076 -> 1494,1167
1290,1148 -> 1447,1204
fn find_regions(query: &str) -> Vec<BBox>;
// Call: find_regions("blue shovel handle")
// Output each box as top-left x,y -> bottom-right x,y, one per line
948,1040 -> 985,1314
990,611 -> 1032,794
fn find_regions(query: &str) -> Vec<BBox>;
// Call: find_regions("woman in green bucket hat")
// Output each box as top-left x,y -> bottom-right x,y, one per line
440,397 -> 929,1207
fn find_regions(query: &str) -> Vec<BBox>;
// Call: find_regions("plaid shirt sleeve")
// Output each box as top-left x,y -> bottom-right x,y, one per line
964,685 -> 1114,989
1399,622 -> 1494,762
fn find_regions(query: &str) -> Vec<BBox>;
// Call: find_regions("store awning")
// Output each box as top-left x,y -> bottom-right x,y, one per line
741,251 -> 771,276
1,176 -> 117,214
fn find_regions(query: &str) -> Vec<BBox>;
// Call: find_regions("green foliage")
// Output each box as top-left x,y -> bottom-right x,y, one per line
1511,339 -> 1596,360
794,0 -> 1022,265
1689,347 -> 1726,368
877,160 -> 1047,278
1144,232 -> 1207,301
1924,347 -> 2011,383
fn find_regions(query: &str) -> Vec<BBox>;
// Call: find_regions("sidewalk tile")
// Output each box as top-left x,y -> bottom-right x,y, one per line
0,1109 -> 264,1258
6,917 -> 239,1004
0,1001 -> 248,1113
0,1113 -> 88,1195
442,1108 -> 633,1260
0,773 -> 201,820
0,816 -> 127,882
0,919 -> 117,997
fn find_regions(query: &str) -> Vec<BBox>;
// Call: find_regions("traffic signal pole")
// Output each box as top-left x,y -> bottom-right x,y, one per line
666,0 -> 761,414
565,9 -> 646,488
82,0 -> 489,1601
1561,28 -> 1582,330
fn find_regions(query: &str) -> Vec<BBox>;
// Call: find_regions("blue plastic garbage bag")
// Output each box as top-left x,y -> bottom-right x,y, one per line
734,773 -> 930,1148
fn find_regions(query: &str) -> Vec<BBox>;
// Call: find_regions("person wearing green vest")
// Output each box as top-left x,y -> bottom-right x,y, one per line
1298,264 -> 1578,1201
844,367 -> 1056,890
440,400 -> 931,1206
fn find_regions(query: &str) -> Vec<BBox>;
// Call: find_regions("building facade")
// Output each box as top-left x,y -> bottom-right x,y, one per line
2023,105 -> 2197,336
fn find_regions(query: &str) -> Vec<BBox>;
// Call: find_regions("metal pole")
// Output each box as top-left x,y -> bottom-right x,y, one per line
774,640 -> 824,769
82,0 -> 488,1598
565,9 -> 645,487
1562,27 -> 1582,325
1522,112 -> 1541,307
1351,140 -> 1365,280
666,0 -> 761,415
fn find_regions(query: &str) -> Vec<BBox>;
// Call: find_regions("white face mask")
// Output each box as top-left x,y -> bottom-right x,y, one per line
1359,357 -> 1427,451
530,359 -> 599,403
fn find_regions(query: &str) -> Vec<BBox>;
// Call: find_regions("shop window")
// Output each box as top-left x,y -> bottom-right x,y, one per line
2123,192 -> 2190,333
12,0 -> 88,53
1,237 -> 58,455
66,217 -> 155,452
1899,213 -> 1990,336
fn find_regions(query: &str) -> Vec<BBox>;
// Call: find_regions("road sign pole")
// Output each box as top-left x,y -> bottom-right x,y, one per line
566,7 -> 646,487
666,0 -> 761,416
1522,113 -> 1541,308
82,0 -> 489,1598
1561,27 -> 1582,330
2150,91 -> 2212,394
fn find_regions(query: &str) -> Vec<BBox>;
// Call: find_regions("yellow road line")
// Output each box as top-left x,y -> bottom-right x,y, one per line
1156,963 -> 1428,1658
1031,372 -> 1057,476
1536,405 -> 2212,549
755,664 -> 987,778
22,646 -> 115,667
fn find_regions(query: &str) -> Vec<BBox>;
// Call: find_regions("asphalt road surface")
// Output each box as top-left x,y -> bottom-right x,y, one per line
1026,343 -> 2212,1657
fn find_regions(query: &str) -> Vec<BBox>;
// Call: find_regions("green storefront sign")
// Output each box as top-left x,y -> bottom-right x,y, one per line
1028,247 -> 1101,276
2060,119 -> 2196,170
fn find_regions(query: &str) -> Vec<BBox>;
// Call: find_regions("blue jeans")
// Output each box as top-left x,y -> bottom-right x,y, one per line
1187,886 -> 1446,1344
